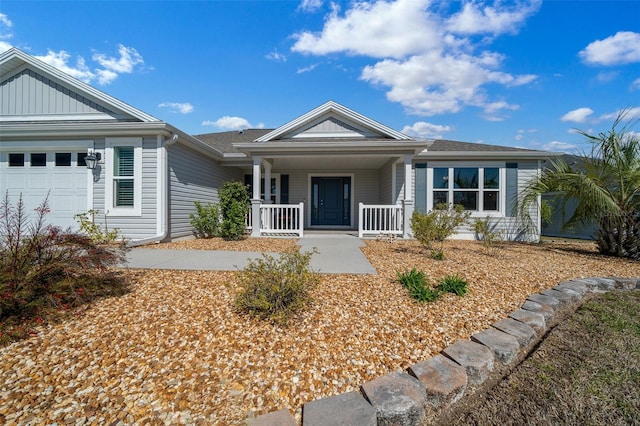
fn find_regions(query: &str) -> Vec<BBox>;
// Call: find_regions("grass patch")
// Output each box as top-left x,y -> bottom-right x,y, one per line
450,290 -> 640,425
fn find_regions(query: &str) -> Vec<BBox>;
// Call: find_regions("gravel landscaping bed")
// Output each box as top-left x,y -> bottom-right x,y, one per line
1,239 -> 638,425
140,237 -> 297,253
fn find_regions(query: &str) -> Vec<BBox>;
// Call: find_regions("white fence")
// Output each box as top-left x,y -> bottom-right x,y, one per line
358,203 -> 403,238
259,203 -> 304,237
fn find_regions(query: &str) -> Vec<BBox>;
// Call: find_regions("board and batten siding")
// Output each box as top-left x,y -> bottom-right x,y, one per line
167,143 -> 241,239
0,68 -> 113,116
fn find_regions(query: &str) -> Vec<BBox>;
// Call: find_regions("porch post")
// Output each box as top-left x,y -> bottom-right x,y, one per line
251,156 -> 262,237
404,154 -> 413,201
263,159 -> 272,204
403,154 -> 414,238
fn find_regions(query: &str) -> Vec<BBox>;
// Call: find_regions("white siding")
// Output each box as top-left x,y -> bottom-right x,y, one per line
167,143 -> 241,239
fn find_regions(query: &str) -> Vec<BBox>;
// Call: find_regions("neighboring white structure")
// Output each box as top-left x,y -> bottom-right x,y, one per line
1,48 -> 557,244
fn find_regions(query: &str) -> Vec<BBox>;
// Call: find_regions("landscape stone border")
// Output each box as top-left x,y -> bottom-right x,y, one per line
249,277 -> 640,425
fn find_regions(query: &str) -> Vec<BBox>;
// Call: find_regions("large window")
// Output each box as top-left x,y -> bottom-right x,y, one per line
106,138 -> 142,216
432,166 -> 501,212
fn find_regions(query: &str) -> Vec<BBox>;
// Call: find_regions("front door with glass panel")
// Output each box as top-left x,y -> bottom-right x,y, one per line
311,177 -> 351,226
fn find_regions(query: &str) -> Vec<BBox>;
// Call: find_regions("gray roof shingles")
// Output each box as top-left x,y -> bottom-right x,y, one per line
193,131 -> 544,155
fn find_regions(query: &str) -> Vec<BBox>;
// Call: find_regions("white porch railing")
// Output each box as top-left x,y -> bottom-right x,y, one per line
259,203 -> 304,237
245,208 -> 253,232
358,203 -> 404,238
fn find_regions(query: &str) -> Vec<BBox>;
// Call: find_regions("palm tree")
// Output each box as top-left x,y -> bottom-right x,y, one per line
521,110 -> 640,259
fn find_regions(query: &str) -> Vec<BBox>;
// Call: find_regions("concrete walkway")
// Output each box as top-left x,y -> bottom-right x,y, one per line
125,234 -> 376,274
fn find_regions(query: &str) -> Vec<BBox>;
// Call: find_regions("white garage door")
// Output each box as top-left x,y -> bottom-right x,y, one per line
1,150 -> 89,230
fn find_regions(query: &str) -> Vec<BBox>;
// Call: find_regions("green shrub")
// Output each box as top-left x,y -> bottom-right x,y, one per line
437,274 -> 469,296
430,248 -> 445,260
473,216 -> 504,253
219,181 -> 250,241
396,268 -> 441,302
1,193 -> 129,345
411,203 -> 470,258
74,209 -> 124,244
190,201 -> 220,238
233,249 -> 319,325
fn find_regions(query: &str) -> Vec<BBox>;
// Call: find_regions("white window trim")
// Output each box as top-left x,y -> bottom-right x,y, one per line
427,161 -> 506,217
105,137 -> 142,217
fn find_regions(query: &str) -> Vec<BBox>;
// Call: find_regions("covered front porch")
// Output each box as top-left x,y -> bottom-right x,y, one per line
226,101 -> 430,238
242,151 -> 421,238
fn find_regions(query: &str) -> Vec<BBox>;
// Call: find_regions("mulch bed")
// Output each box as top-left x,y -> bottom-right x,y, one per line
0,239 -> 638,424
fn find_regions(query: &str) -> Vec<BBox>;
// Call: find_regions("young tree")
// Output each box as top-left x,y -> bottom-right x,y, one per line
521,110 -> 640,259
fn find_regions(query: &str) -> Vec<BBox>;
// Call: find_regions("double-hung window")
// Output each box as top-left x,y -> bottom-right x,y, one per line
430,164 -> 503,213
106,137 -> 142,216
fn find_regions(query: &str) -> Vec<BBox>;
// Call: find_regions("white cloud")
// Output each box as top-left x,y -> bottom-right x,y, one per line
292,0 -> 539,117
401,121 -> 451,139
158,102 -> 194,114
92,44 -> 144,84
542,141 -> 578,152
0,13 -> 14,53
266,49 -> 287,62
515,128 -> 536,141
446,0 -> 541,35
34,45 -> 145,85
297,63 -> 318,74
292,0 -> 441,59
561,107 -> 594,123
579,31 -> 640,66
202,116 -> 264,130
631,78 -> 640,91
299,0 -> 323,12
599,107 -> 640,121
35,50 -> 97,83
0,13 -> 12,29
596,71 -> 618,83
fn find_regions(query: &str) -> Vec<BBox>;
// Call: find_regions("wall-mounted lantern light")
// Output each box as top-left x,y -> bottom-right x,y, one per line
85,152 -> 101,170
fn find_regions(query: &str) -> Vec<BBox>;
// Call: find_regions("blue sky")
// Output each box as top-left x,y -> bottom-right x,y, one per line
1,0 -> 639,153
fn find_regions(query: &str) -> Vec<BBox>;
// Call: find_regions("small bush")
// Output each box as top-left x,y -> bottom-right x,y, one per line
396,268 -> 441,302
411,203 -> 470,257
437,274 -> 469,296
219,181 -> 250,241
74,209 -> 124,244
1,193 -> 129,345
473,216 -> 504,253
190,201 -> 220,238
233,249 -> 319,325
430,248 -> 445,260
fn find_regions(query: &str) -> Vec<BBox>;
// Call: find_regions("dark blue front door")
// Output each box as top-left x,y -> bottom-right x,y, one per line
311,177 -> 351,226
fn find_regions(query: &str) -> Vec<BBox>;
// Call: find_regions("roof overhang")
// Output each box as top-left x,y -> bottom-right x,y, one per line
0,121 -> 226,161
416,150 -> 563,160
234,140 -> 431,157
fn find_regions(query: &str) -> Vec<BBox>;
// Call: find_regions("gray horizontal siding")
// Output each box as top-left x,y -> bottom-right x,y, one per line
90,137 -> 158,241
168,143 -> 241,239
0,68 -> 113,115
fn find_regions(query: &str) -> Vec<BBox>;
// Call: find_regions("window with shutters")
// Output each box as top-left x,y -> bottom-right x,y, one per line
416,162 -> 507,216
105,138 -> 142,216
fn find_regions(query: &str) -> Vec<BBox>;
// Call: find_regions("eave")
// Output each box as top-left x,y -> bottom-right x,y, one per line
417,150 -> 562,160
234,140 -> 431,156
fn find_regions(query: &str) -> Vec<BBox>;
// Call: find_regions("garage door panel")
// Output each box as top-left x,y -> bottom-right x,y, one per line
28,173 -> 49,189
1,151 -> 87,229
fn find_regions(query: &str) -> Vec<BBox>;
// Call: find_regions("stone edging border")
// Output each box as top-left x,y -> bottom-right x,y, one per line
249,277 -> 640,426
